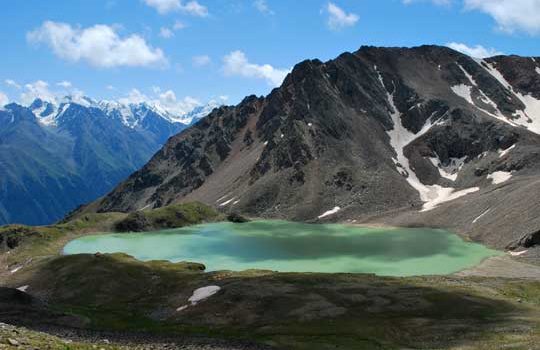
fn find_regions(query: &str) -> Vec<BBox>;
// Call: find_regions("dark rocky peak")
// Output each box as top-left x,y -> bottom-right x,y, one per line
86,45 -> 540,225
283,59 -> 324,85
29,98 -> 44,110
486,55 -> 540,98
2,103 -> 38,124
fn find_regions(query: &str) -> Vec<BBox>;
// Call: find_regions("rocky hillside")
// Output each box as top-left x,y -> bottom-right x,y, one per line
88,45 -> 540,248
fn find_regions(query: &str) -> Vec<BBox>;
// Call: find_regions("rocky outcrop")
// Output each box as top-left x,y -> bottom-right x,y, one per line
113,202 -> 220,232
227,213 -> 250,223
0,226 -> 42,252
507,230 -> 540,250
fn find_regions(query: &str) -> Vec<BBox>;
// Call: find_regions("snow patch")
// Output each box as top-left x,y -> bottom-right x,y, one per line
16,285 -> 28,292
472,208 -> 491,224
509,250 -> 528,257
318,206 -> 341,219
428,155 -> 466,181
176,305 -> 188,312
498,144 -> 516,158
420,186 -> 480,212
216,194 -> 230,203
451,84 -> 474,105
536,67 -> 540,76
139,203 -> 152,211
189,286 -> 221,304
487,171 -> 512,184
10,266 -> 22,274
477,151 -> 488,159
176,285 -> 222,312
219,198 -> 236,207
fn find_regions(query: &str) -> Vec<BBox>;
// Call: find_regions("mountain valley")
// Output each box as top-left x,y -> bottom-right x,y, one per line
0,97 -> 220,225
3,44 -> 540,350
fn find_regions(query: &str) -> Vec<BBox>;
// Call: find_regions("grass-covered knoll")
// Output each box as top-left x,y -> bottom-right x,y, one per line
5,252 -> 540,350
0,202 -> 220,274
114,202 -> 222,232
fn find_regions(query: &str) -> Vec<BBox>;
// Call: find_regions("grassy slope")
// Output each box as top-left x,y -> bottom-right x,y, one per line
1,204 -> 540,349
4,252 -> 540,350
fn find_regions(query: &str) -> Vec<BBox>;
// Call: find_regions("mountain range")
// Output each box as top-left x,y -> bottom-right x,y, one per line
84,45 -> 540,250
0,96 -> 219,225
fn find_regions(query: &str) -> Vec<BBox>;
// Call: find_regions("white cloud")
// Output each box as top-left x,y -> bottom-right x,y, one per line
254,0 -> 274,15
159,27 -> 174,38
20,80 -> 58,104
14,79 -> 86,105
223,50 -> 290,87
119,88 -> 201,115
157,90 -> 201,115
326,2 -> 359,31
192,55 -> 211,67
143,0 -> 208,16
143,0 -> 180,14
106,85 -> 116,90
402,0 -> 451,5
27,21 -> 167,68
405,0 -> 540,35
56,80 -> 73,88
0,91 -> 8,107
464,0 -> 540,35
4,79 -> 21,89
173,20 -> 187,30
181,1 -> 208,16
446,42 -> 503,58
159,21 -> 186,39
118,88 -> 148,105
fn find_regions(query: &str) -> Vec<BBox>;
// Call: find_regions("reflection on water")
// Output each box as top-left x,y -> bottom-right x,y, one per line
63,220 -> 501,276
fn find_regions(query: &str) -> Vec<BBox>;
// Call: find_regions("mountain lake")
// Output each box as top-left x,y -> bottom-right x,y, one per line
63,220 -> 501,276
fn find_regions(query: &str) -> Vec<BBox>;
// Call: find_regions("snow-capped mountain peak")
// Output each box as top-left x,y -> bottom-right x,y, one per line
29,98 -> 59,126
25,95 -> 222,129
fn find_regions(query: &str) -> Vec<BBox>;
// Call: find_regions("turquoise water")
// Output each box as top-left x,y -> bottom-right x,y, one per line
63,220 -> 501,276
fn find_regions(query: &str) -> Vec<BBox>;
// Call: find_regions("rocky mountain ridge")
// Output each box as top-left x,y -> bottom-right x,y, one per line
82,45 -> 540,248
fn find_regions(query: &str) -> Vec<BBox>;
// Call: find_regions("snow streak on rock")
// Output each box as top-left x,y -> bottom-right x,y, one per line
472,208 -> 491,224
377,68 -> 479,212
481,61 -> 540,135
318,206 -> 341,219
454,63 -> 517,127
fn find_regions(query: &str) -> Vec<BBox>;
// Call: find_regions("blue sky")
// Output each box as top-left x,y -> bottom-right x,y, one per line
0,0 -> 539,114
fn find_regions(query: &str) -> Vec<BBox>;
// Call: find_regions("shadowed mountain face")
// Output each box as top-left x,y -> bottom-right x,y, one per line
89,45 -> 540,247
0,99 -> 219,225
